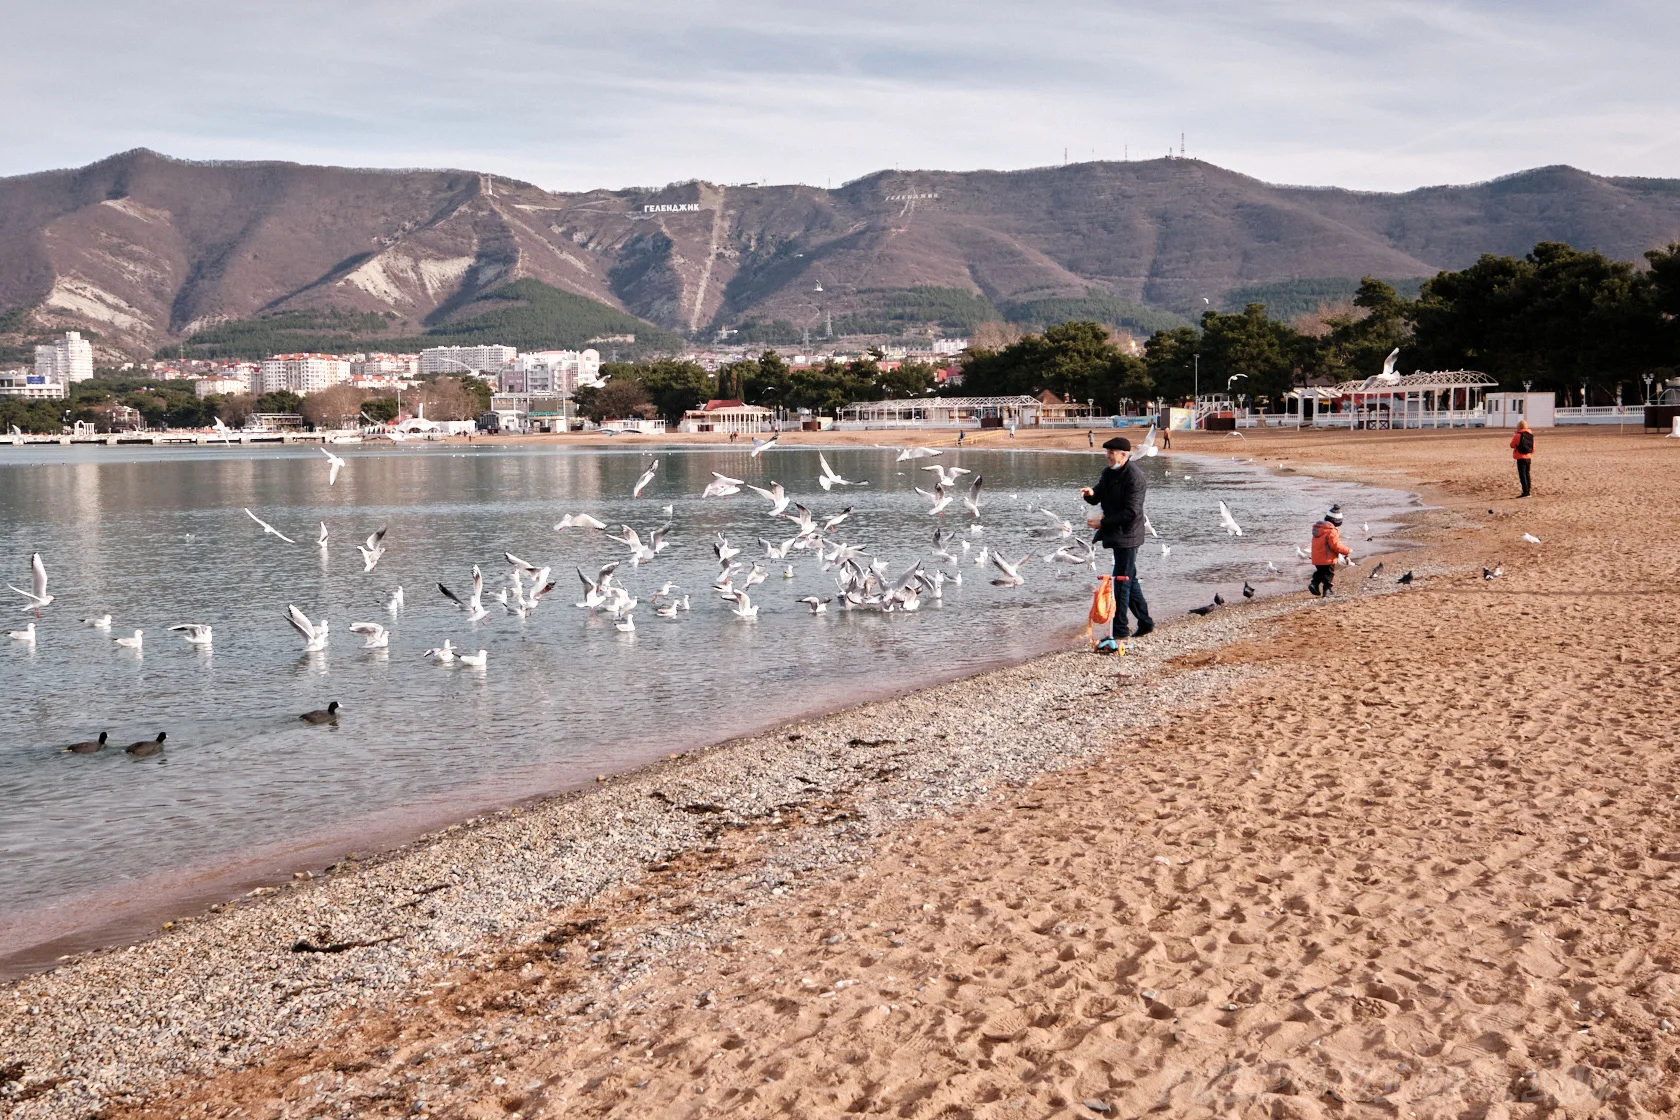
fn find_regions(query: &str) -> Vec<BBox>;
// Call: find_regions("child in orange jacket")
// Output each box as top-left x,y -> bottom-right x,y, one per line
1309,505 -> 1351,596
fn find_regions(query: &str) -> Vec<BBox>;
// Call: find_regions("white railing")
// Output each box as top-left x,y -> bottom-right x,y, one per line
1555,405 -> 1639,425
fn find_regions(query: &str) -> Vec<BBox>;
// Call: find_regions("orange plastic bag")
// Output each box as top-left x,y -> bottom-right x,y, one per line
1087,575 -> 1117,648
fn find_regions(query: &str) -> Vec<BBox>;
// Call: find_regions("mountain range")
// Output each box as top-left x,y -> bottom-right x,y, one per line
5,148 -> 1680,361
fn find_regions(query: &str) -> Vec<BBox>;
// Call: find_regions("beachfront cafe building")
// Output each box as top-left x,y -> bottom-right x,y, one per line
677,399 -> 778,434
1284,369 -> 1498,428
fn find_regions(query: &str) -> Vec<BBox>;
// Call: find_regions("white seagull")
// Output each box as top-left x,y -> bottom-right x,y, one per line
730,590 -> 758,619
115,629 -> 144,650
817,452 -> 860,491
990,551 -> 1033,588
438,567 -> 489,621
321,446 -> 346,485
747,482 -> 792,516
423,640 -> 456,663
349,621 -> 389,648
81,614 -> 112,630
1217,501 -> 1244,537
9,552 -> 53,615
915,483 -> 953,516
459,649 -> 489,669
962,476 -> 984,519
922,463 -> 971,487
895,446 -> 941,462
8,621 -> 35,644
316,522 -> 329,548
285,605 -> 329,652
556,513 -> 608,530
387,586 -> 405,613
632,459 -> 660,498
750,435 -> 778,457
615,608 -> 636,633
702,471 -> 745,499
1138,425 -> 1161,458
1522,533 -> 1543,544
168,624 -> 213,647
357,527 -> 388,572
244,508 -> 296,544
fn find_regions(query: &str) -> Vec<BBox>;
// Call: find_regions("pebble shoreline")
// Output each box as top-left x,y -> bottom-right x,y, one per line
0,562 -> 1429,1118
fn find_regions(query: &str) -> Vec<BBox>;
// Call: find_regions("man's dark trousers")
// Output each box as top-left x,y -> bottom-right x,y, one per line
1109,545 -> 1151,635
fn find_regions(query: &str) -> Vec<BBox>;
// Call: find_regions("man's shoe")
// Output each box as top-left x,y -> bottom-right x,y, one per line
1131,621 -> 1154,637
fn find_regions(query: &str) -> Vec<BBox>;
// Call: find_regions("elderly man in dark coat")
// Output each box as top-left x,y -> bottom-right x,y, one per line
1081,435 -> 1155,645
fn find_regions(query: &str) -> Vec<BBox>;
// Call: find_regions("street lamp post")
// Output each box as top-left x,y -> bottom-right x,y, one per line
1644,374 -> 1655,405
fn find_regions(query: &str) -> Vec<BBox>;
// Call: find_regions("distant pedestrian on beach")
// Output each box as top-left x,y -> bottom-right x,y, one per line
1160,427 -> 1172,450
1510,420 -> 1534,497
1309,505 -> 1351,597
958,430 -> 966,446
1088,430 -> 1094,448
1082,436 -> 1155,648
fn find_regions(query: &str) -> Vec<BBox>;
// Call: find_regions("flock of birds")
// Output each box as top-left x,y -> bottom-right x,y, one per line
9,432 -> 1441,757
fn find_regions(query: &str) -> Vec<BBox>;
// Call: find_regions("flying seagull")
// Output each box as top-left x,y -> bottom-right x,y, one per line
244,508 -> 296,544
746,482 -> 791,516
922,463 -> 972,488
316,522 -> 329,548
357,527 -> 388,572
702,471 -> 745,499
990,551 -> 1033,588
9,552 -> 53,615
797,596 -> 832,614
962,475 -> 984,519
633,459 -> 660,498
817,452 -> 861,491
895,446 -> 942,462
320,446 -> 346,485
751,435 -> 778,457
1217,501 -> 1243,537
556,513 -> 608,530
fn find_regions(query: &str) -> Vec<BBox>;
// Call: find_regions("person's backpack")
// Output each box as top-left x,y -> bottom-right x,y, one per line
1516,430 -> 1534,455
1087,575 -> 1118,649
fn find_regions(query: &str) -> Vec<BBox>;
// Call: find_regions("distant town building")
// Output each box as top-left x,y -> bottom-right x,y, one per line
194,375 -> 249,399
351,353 -> 419,379
257,354 -> 352,395
931,338 -> 969,356
418,345 -> 516,376
0,368 -> 67,400
502,349 -> 603,395
35,331 -> 94,384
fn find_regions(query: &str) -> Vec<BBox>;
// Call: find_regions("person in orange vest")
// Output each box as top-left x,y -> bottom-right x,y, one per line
1308,505 -> 1352,597
1510,420 -> 1534,497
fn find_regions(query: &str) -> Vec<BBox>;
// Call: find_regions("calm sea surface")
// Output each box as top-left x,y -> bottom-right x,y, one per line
0,443 -> 1414,927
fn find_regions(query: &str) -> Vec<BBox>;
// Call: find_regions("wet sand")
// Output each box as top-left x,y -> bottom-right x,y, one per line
6,427 -> 1680,1119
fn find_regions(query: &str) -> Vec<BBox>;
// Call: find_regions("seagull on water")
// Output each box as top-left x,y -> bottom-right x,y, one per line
556,513 -> 608,530
632,459 -> 660,498
81,614 -> 112,630
1160,542 -> 1172,559
798,595 -> 832,614
962,476 -> 984,519
168,624 -> 213,647
244,508 -> 296,544
317,522 -> 329,548
115,629 -> 144,651
423,640 -> 456,663
285,606 -> 329,652
459,649 -> 489,669
321,446 -> 346,485
730,590 -> 759,619
387,586 -> 405,613
9,621 -> 35,644
615,607 -> 636,632
438,567 -> 489,621
9,553 -> 53,615
357,527 -> 388,572
350,621 -> 389,648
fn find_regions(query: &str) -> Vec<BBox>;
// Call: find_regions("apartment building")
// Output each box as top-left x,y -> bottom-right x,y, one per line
257,354 -> 352,395
34,331 -> 94,384
502,349 -> 603,394
418,345 -> 516,376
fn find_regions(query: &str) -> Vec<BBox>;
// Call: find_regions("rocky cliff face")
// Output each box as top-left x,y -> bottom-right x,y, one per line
5,149 -> 1679,357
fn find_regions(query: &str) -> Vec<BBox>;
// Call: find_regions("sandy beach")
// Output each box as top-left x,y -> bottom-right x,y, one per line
5,426 -> 1679,1119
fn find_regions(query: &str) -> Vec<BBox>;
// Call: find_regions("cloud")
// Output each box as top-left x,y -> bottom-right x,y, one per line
3,0 -> 1677,192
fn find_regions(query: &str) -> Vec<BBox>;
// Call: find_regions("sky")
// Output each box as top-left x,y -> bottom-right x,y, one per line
4,0 -> 1677,193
